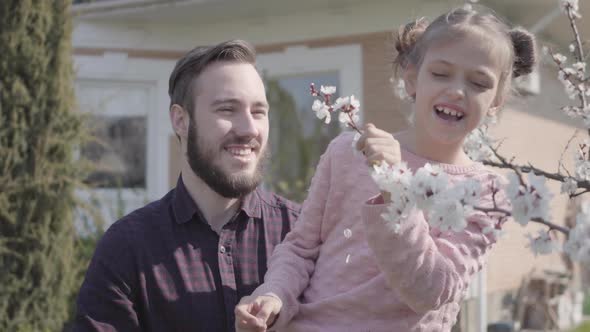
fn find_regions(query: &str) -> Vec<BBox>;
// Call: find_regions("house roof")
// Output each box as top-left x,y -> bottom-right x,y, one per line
72,0 -> 367,23
72,0 -> 589,48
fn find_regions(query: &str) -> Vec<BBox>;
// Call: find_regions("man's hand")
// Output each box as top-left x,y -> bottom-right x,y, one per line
235,294 -> 282,332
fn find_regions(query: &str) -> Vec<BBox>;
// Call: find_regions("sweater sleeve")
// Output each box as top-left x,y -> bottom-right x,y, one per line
249,136 -> 336,328
361,172 -> 507,313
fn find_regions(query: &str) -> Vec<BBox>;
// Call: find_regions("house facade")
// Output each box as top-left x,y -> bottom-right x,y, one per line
71,0 -> 586,330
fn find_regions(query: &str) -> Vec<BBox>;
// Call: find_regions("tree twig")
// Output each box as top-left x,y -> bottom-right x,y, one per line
473,206 -> 570,235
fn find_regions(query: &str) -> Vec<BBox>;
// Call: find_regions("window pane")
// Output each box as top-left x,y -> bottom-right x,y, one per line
82,115 -> 147,188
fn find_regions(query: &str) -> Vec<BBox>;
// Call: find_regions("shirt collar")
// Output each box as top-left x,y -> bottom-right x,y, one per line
172,175 -> 263,224
172,176 -> 201,224
241,188 -> 263,219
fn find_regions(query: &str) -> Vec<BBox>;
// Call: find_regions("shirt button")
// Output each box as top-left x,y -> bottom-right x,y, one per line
220,245 -> 226,253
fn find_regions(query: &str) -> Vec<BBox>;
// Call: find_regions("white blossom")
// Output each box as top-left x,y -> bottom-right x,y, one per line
558,69 -> 579,99
371,161 -> 412,192
320,85 -> 336,95
572,62 -> 586,73
561,177 -> 578,195
570,43 -> 576,53
565,81 -> 578,99
560,0 -> 581,18
380,209 -> 403,234
338,110 -> 350,124
526,230 -> 560,256
528,173 -> 553,219
312,99 -> 331,124
380,192 -> 417,234
428,199 -> 471,232
463,128 -> 494,161
411,163 -> 450,210
564,202 -> 590,263
562,106 -> 579,118
575,159 -> 590,181
455,178 -> 483,206
506,173 -> 553,226
558,67 -> 576,81
553,53 -> 567,64
333,96 -> 349,111
371,162 -> 416,233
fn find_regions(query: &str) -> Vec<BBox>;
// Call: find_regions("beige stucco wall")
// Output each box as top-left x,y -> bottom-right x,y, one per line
485,64 -> 582,293
486,108 -> 574,293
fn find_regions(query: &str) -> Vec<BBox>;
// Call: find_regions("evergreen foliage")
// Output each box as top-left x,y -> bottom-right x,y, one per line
0,1 -> 85,330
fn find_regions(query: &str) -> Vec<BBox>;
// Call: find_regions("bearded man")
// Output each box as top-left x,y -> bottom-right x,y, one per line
74,40 -> 300,332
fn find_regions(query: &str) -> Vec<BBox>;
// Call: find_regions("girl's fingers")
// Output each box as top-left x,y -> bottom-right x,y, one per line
363,141 -> 400,162
366,151 -> 401,167
255,304 -> 278,325
235,298 -> 267,331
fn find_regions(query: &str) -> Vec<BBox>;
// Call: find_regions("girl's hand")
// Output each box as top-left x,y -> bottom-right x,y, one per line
356,123 -> 401,203
355,123 -> 401,167
235,294 -> 282,332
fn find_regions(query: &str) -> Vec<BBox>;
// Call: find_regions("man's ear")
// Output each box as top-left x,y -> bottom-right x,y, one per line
402,64 -> 418,99
170,104 -> 190,139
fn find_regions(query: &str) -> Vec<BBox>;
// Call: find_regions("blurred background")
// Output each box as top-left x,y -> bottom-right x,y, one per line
2,0 -> 590,330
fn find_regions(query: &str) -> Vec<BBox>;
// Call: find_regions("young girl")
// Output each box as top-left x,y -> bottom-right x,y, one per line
235,5 -> 536,332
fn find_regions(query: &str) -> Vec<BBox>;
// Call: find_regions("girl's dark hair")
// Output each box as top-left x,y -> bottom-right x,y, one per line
393,6 -> 536,98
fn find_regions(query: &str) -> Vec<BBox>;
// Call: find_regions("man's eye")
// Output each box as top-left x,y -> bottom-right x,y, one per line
252,110 -> 267,117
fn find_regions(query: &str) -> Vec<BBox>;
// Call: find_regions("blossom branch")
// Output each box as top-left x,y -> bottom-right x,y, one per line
571,188 -> 590,197
565,1 -> 585,61
564,4 -> 590,154
483,143 -> 590,189
558,129 -> 578,175
346,112 -> 362,133
473,206 -> 570,235
309,83 -> 363,135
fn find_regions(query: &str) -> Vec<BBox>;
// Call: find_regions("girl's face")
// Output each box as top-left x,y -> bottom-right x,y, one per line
404,31 -> 505,149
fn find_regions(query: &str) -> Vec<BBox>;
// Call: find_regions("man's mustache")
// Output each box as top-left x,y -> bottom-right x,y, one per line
222,136 -> 261,149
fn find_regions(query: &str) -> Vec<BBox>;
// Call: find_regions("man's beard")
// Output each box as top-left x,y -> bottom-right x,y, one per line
186,120 -> 269,198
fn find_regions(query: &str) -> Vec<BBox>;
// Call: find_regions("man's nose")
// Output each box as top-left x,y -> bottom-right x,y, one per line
233,111 -> 260,138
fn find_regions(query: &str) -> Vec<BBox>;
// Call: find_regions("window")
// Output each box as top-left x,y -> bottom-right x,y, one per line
258,44 -> 362,201
82,115 -> 146,188
75,80 -> 151,225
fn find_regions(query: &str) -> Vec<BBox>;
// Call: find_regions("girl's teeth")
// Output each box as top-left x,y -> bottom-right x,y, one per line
435,106 -> 464,119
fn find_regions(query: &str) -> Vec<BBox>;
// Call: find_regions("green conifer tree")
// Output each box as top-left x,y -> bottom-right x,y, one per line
0,1 -> 83,330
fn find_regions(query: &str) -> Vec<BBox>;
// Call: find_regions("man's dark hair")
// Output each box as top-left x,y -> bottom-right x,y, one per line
168,39 -> 257,117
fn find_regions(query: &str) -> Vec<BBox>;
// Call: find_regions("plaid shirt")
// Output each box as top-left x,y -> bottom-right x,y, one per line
74,176 -> 300,332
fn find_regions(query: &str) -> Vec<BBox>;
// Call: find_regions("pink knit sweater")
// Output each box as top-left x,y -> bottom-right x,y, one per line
251,132 -> 507,332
